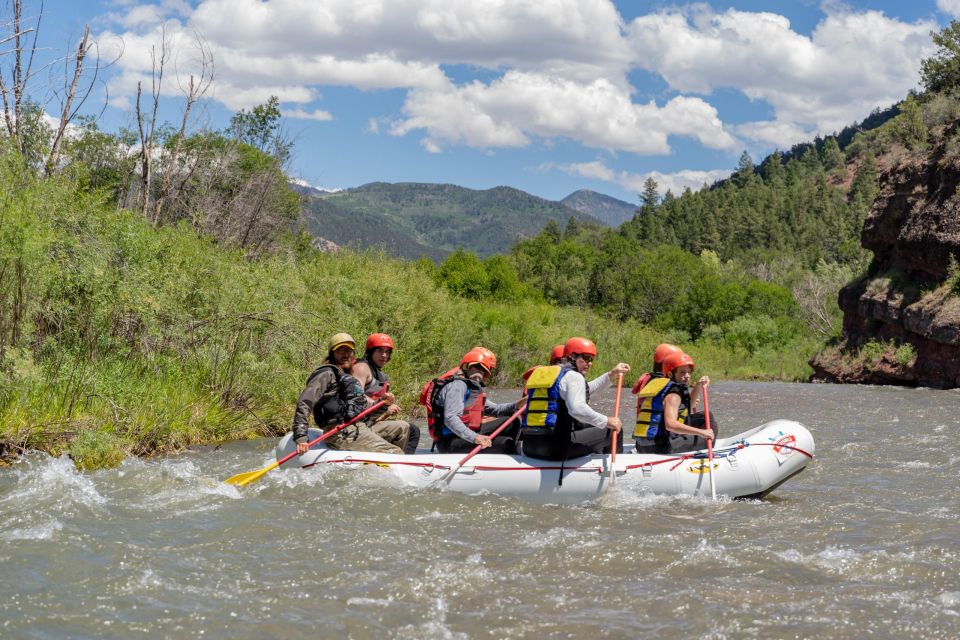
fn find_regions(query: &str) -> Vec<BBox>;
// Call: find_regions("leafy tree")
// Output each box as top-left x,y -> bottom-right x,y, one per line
230,96 -> 292,162
921,21 -> 960,93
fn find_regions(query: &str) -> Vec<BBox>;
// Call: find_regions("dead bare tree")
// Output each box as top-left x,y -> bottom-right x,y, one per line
45,25 -> 94,175
153,29 -> 213,224
134,25 -> 170,222
0,0 -> 103,169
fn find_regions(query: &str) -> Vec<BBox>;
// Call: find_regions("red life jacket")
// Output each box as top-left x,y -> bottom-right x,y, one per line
419,368 -> 486,440
631,372 -> 652,395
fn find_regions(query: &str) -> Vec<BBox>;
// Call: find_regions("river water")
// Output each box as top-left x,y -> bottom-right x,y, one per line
1,381 -> 959,639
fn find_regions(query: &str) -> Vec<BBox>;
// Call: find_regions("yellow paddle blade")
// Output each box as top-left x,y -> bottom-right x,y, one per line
224,460 -> 280,487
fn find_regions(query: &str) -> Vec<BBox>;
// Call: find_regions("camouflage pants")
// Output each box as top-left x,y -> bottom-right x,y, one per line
325,420 -> 409,454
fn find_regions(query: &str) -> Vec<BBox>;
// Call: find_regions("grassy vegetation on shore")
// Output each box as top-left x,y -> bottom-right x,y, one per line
0,160 -> 819,470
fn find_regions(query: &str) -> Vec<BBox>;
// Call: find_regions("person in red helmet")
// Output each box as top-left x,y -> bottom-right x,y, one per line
521,336 -> 631,461
293,333 -> 409,455
351,333 -> 420,454
521,344 -> 568,382
422,347 -> 523,454
635,351 -> 716,454
550,344 -> 565,365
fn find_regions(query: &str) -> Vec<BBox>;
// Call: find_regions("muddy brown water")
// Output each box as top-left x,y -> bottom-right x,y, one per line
1,381 -> 959,639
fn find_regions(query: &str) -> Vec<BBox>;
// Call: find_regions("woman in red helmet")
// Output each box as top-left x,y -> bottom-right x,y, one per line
425,347 -> 524,454
521,336 -> 631,461
637,351 -> 715,454
351,333 -> 420,454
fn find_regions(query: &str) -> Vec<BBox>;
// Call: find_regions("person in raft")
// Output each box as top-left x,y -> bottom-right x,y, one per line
520,336 -> 631,460
293,333 -> 409,456
633,351 -> 716,454
424,347 -> 524,454
631,343 -> 682,394
521,344 -> 567,382
351,333 -> 420,454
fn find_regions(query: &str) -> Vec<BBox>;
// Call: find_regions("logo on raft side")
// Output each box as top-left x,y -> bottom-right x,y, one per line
687,462 -> 720,474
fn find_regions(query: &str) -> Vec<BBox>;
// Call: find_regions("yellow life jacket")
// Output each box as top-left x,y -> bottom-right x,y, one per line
522,365 -> 569,430
633,376 -> 688,440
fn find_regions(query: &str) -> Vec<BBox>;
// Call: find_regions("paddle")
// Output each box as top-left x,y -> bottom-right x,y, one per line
609,372 -> 623,485
224,400 -> 388,487
703,386 -> 716,500
433,399 -> 527,486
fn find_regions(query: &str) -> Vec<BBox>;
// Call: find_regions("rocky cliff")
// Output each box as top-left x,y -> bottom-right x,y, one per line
811,128 -> 960,388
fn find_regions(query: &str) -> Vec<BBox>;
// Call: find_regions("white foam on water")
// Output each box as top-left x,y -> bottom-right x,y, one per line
926,506 -> 959,520
261,462 -> 338,489
937,591 -> 960,607
346,596 -> 395,607
4,452 -> 106,509
776,545 -> 863,574
896,460 -> 932,469
0,519 -> 63,541
393,596 -> 467,640
602,478 -> 721,511
519,526 -> 598,549
414,510 -> 458,523
120,568 -> 167,594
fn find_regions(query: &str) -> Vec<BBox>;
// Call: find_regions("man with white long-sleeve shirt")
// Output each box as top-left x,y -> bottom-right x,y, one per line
521,337 -> 630,460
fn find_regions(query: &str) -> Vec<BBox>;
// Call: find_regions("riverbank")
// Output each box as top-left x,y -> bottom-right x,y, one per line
0,166 -> 822,469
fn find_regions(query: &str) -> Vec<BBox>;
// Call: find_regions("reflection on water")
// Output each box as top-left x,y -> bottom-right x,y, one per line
1,382 -> 959,638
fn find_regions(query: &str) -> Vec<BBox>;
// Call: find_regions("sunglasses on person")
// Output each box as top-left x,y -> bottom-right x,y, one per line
576,354 -> 594,363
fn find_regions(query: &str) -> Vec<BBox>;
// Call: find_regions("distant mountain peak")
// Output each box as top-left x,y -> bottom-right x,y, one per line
561,189 -> 637,227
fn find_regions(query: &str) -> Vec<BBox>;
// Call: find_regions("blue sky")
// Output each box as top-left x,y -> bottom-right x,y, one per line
26,0 -> 960,203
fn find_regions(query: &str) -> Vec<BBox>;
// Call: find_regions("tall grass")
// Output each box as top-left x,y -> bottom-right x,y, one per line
0,161 -> 816,469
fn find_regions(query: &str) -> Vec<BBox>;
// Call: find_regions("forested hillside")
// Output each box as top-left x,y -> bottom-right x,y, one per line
299,182 -> 602,259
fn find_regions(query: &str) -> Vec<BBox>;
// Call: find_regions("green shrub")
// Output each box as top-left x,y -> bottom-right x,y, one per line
895,343 -> 917,366
69,430 -> 127,471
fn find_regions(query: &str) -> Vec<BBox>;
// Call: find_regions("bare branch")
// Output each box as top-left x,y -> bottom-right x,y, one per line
45,25 -> 89,175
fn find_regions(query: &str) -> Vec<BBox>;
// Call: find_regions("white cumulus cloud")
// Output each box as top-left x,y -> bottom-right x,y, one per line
96,1 -> 938,159
627,6 -> 936,142
938,0 -> 960,18
551,161 -> 731,196
390,72 -> 737,153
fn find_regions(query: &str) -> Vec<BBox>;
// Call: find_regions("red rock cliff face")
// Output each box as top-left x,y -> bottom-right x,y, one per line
810,139 -> 960,388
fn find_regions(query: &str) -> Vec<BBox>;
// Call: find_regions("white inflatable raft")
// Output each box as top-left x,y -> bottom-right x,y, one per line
274,419 -> 814,504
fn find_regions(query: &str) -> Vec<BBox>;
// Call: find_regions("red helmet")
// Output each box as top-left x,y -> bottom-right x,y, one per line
563,337 -> 597,358
474,346 -> 497,369
662,352 -> 695,378
653,343 -> 682,365
550,344 -> 565,364
365,333 -> 395,351
460,347 -> 497,373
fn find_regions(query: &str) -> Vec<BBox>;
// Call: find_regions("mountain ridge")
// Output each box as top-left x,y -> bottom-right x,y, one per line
561,189 -> 637,226
296,181 -> 611,260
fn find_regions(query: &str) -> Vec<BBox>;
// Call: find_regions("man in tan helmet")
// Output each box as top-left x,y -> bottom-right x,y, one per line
292,333 -> 409,455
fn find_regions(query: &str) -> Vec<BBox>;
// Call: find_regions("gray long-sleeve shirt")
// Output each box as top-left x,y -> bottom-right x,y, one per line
436,379 -> 519,444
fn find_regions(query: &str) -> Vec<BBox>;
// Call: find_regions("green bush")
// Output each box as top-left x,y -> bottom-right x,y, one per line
894,343 -> 917,366
69,430 -> 127,471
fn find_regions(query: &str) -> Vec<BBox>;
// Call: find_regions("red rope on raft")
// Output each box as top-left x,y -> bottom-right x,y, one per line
302,440 -> 813,474
622,440 -> 814,472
